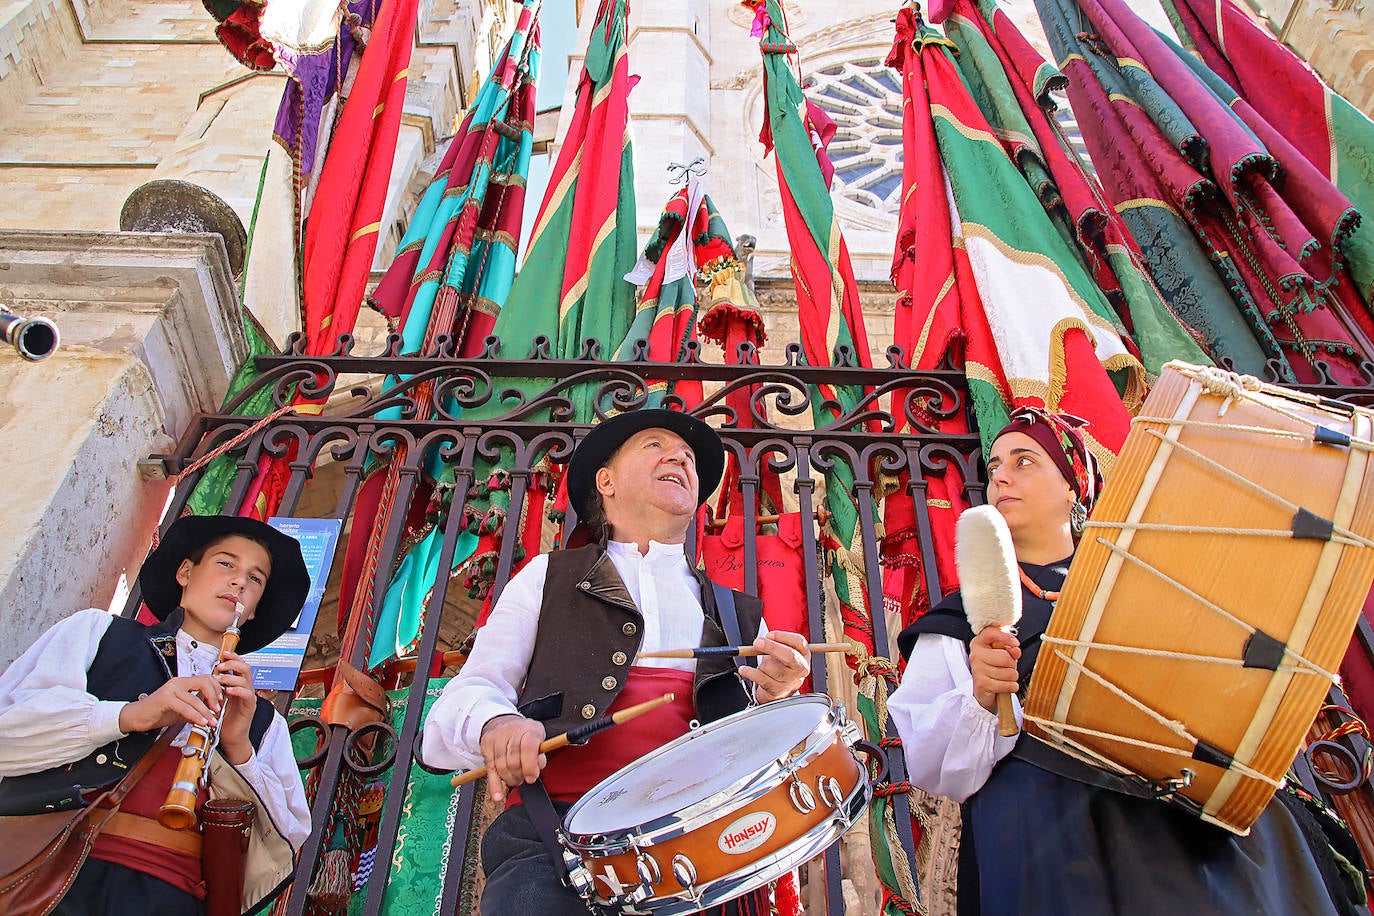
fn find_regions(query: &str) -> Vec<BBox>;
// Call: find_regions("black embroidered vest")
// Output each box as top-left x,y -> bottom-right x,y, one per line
515,544 -> 765,735
0,609 -> 274,815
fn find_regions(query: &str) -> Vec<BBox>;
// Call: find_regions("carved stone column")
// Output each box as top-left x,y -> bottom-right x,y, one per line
119,73 -> 300,345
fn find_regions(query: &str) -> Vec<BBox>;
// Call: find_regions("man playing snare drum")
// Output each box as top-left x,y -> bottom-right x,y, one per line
423,409 -> 811,915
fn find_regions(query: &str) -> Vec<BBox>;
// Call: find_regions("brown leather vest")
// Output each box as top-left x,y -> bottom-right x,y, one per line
514,543 -> 764,736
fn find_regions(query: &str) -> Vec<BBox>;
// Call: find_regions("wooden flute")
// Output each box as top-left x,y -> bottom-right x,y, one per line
157,603 -> 243,830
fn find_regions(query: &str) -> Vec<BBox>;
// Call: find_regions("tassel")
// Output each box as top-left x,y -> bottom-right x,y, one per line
775,871 -> 802,916
309,821 -> 353,910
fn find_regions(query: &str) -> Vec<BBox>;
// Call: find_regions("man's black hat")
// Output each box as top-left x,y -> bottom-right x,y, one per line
139,515 -> 310,654
566,409 -> 725,521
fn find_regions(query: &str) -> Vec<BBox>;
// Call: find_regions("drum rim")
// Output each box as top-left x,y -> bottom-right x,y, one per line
562,694 -> 842,846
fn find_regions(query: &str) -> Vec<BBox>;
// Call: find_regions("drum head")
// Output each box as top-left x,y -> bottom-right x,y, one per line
565,696 -> 829,836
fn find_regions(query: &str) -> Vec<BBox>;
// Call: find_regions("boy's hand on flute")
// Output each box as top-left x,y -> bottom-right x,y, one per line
740,630 -> 811,704
479,714 -> 547,804
118,675 -> 225,734
215,651 -> 257,764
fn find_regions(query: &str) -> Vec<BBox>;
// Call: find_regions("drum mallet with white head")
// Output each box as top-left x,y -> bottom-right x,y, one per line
956,505 -> 1022,738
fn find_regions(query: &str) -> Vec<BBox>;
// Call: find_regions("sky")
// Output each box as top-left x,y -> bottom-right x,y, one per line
517,0 -> 576,260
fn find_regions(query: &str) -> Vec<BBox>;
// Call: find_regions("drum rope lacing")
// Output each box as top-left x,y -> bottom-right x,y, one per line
1042,634 -> 1321,675
1165,362 -> 1374,450
1103,427 -> 1374,548
1056,537 -> 1338,680
1177,364 -> 1263,413
1024,652 -> 1286,789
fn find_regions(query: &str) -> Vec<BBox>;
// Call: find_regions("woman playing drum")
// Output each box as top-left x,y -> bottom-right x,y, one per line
888,407 -> 1361,916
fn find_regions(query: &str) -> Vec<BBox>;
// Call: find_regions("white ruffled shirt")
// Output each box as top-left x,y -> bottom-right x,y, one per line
422,540 -> 712,772
887,631 -> 1022,803
0,608 -> 311,849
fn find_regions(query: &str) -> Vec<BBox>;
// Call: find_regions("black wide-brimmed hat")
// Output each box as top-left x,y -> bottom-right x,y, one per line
567,409 -> 725,521
139,515 -> 310,654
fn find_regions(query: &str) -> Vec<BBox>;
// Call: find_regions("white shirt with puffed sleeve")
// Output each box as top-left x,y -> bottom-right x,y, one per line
888,631 -> 1021,803
0,608 -> 311,850
422,540 -> 711,772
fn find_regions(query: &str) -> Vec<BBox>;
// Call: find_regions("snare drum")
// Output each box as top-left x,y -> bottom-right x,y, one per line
1023,362 -> 1374,834
560,694 -> 871,915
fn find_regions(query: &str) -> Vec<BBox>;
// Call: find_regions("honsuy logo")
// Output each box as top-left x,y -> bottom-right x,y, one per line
717,812 -> 777,855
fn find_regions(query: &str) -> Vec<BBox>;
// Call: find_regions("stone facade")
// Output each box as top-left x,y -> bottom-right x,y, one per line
0,0 -> 506,665
0,230 -> 246,668
1253,0 -> 1374,115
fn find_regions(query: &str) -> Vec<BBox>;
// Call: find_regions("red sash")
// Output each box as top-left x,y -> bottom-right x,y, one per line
89,743 -> 205,899
510,666 -> 696,805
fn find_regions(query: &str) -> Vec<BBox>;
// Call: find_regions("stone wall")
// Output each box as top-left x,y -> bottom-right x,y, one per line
0,230 -> 246,668
1253,0 -> 1374,116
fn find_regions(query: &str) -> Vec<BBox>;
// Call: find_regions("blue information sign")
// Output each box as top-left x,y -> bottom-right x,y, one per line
246,516 -> 342,690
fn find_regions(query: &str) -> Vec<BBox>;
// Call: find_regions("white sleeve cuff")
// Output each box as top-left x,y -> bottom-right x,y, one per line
461,700 -> 522,751
976,692 -> 1022,761
91,700 -> 130,743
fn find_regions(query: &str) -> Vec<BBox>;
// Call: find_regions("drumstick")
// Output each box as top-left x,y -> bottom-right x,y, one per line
637,642 -> 852,660
957,506 -> 1023,738
450,692 -> 676,787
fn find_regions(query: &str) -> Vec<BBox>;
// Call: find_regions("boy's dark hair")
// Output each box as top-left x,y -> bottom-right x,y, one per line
187,531 -> 275,571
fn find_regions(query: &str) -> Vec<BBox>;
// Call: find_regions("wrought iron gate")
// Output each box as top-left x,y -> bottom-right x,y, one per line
133,331 -> 986,915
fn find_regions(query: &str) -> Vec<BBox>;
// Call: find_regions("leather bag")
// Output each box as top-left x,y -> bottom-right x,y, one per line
0,729 -> 176,916
320,660 -> 389,730
202,797 -> 255,916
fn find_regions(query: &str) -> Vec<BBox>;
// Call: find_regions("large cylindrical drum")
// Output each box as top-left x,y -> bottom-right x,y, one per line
1024,362 -> 1374,834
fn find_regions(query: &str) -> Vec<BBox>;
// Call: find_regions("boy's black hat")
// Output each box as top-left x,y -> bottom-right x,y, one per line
566,409 -> 725,521
139,515 -> 310,654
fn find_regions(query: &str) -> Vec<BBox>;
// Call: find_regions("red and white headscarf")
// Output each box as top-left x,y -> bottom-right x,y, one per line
993,407 -> 1104,512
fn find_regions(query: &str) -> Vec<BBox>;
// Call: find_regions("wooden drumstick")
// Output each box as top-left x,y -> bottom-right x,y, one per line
450,692 -> 677,787
637,642 -> 851,660
957,506 -> 1023,738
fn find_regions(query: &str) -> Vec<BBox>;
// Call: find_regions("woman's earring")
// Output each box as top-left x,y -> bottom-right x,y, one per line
1070,500 -> 1088,537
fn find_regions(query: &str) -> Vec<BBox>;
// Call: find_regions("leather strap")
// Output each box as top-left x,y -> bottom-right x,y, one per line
519,779 -> 571,885
1010,734 -> 1154,800
87,727 -> 179,817
711,581 -> 743,650
100,811 -> 203,857
63,727 -> 181,867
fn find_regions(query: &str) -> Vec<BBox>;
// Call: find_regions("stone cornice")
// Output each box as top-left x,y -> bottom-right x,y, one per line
0,229 -> 247,432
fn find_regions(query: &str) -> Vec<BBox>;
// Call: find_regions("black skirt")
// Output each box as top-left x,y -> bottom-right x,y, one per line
959,757 -> 1344,916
